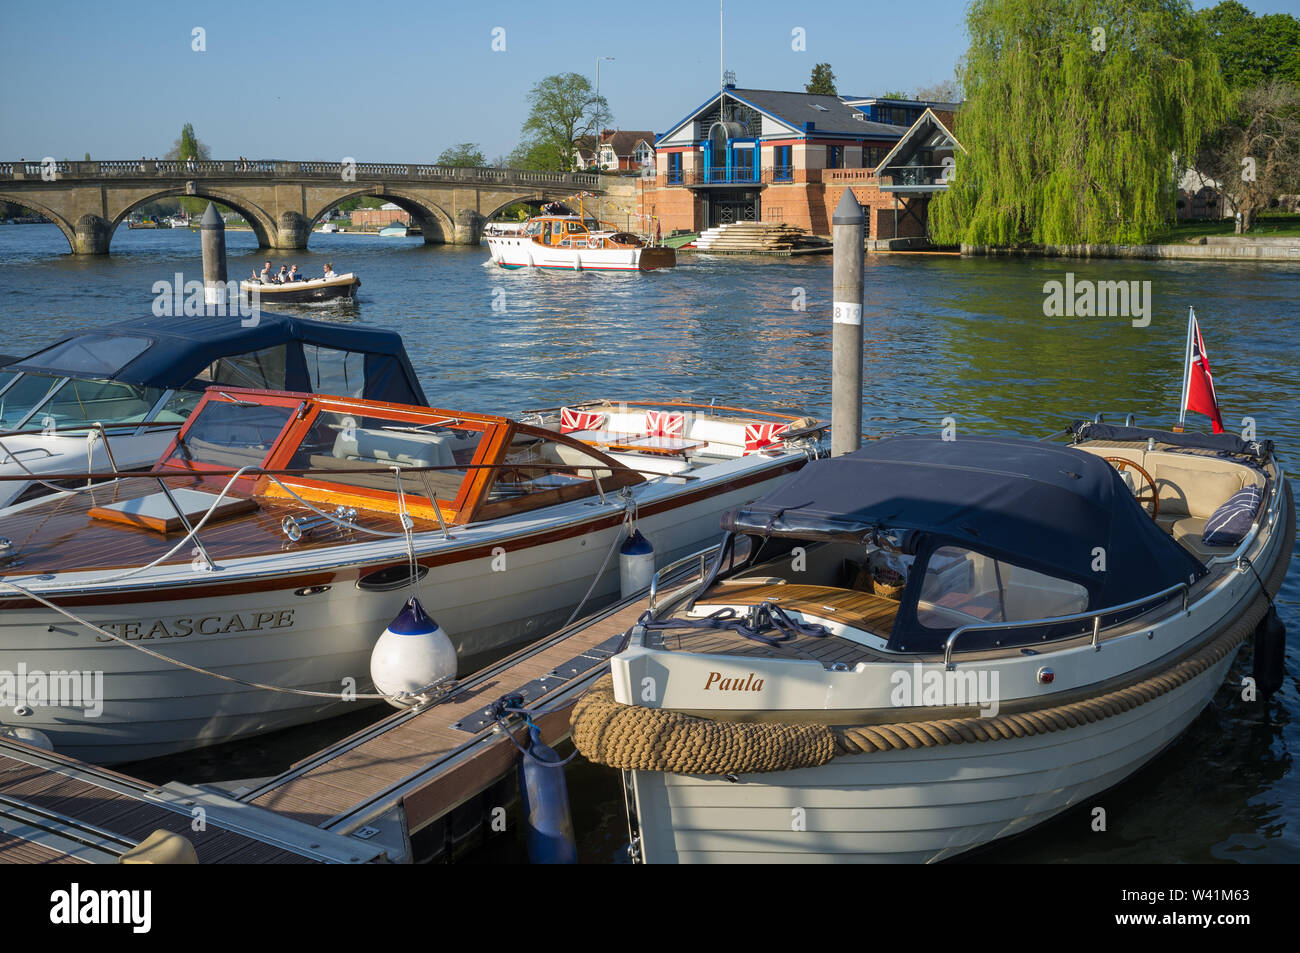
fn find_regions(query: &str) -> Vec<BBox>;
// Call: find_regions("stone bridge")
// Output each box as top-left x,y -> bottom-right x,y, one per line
0,159 -> 605,254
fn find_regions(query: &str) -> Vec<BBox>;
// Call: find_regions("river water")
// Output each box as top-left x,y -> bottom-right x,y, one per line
1,223 -> 1297,863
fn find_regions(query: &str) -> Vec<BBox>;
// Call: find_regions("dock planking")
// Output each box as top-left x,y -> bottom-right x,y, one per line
0,745 -> 323,864
243,596 -> 648,835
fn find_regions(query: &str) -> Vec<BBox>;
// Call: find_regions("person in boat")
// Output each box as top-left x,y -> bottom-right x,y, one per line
254,261 -> 272,283
276,265 -> 289,284
322,263 -> 337,280
288,265 -> 301,282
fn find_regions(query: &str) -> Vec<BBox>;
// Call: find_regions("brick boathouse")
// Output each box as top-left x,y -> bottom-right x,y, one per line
642,85 -> 962,242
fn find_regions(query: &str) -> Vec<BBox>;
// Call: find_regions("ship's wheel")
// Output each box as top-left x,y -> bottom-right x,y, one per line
1104,457 -> 1160,518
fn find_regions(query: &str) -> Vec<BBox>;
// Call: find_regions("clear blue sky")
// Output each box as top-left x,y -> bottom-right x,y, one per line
2,0 -> 1297,162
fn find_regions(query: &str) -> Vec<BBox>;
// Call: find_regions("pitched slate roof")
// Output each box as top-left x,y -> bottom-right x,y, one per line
602,130 -> 655,156
657,88 -> 905,145
726,88 -> 902,137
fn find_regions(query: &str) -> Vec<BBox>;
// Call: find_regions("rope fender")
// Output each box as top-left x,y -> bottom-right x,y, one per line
571,482 -> 1293,775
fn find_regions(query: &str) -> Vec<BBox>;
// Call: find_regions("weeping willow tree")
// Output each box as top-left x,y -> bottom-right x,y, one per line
930,0 -> 1229,246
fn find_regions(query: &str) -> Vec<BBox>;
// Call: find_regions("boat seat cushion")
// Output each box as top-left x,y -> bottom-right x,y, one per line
332,428 -> 456,469
1170,516 -> 1236,560
1201,485 -> 1263,547
1148,460 -> 1249,518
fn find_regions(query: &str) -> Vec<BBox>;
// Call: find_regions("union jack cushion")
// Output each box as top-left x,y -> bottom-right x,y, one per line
744,422 -> 789,454
560,407 -> 605,434
645,410 -> 686,438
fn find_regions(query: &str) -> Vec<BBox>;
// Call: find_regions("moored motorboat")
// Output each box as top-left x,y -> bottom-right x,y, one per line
574,424 -> 1292,863
241,272 -> 360,303
0,314 -> 425,509
486,205 -> 675,272
0,395 -> 825,762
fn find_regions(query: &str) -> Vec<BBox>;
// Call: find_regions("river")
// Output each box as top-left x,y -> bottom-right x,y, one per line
1,222 -> 1296,863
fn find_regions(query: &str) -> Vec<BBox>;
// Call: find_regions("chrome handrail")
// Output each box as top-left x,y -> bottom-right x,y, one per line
943,580 -> 1191,670
648,542 -> 723,614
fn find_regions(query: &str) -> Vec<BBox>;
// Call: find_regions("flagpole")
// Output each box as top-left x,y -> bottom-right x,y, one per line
1176,306 -> 1194,431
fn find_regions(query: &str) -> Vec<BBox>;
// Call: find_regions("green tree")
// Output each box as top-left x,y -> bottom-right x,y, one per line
1199,1 -> 1300,89
503,138 -> 565,172
915,78 -> 961,102
166,123 -> 210,162
929,0 -> 1229,247
1196,81 -> 1300,231
805,64 -> 837,96
879,89 -> 910,99
165,124 -> 213,215
521,73 -> 608,172
437,143 -> 487,167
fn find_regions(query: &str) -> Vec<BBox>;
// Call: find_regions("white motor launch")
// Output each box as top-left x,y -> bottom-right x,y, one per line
370,597 -> 457,708
619,529 -> 655,598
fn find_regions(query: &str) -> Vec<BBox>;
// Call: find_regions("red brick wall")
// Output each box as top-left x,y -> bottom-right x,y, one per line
637,174 -> 933,239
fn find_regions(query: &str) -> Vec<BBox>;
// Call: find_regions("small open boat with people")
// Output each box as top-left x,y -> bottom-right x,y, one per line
573,422 -> 1292,863
0,393 -> 824,762
486,203 -> 676,272
0,314 -> 426,510
242,271 -> 360,303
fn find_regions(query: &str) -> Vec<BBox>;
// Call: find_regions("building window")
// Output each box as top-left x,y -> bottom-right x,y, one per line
732,145 -> 755,182
863,146 -> 888,170
827,145 -> 844,169
667,153 -> 683,184
774,145 -> 792,181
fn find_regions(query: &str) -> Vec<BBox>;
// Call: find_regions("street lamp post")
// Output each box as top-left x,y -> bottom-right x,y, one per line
595,55 -> 614,169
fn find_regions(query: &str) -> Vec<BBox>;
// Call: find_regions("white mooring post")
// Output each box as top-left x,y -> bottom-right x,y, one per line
200,202 -> 227,309
831,188 -> 865,457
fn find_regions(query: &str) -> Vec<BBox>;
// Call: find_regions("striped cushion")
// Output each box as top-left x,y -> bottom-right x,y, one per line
1201,485 -> 1263,547
645,410 -> 685,438
560,408 -> 605,434
744,422 -> 789,454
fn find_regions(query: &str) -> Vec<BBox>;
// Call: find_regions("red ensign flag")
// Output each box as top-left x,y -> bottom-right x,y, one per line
1185,317 -> 1224,434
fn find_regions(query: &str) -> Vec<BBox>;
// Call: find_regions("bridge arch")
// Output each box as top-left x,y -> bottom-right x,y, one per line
0,193 -> 80,253
482,194 -> 565,222
307,189 -> 454,245
109,188 -> 276,251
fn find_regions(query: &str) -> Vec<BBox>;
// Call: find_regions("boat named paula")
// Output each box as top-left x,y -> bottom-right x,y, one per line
573,423 -> 1292,863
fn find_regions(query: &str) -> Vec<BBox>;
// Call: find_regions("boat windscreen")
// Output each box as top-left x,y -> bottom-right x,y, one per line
190,345 -> 288,392
0,373 -> 65,430
14,334 -> 153,379
30,379 -> 164,428
166,400 -> 294,471
284,410 -> 484,502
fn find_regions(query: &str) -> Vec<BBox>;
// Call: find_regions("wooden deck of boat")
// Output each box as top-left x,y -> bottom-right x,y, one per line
0,742 -> 344,864
647,582 -> 898,665
241,596 -> 646,836
0,475 -> 430,581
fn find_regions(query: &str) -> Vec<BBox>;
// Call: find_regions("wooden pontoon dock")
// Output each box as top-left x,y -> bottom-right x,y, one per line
0,594 -> 654,864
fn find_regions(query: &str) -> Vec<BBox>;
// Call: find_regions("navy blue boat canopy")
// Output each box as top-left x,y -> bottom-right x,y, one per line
724,436 -> 1207,650
1070,419 -> 1272,463
6,314 -> 428,406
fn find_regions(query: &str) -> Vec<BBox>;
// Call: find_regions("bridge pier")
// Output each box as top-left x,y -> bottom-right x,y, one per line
73,214 -> 112,255
271,211 -> 312,251
452,209 -> 485,246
